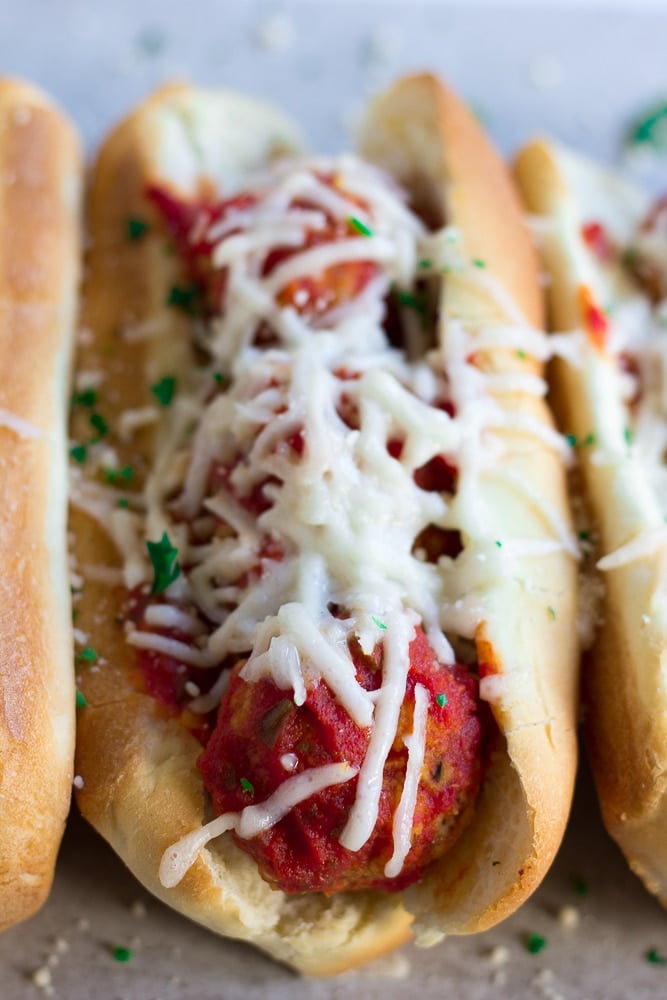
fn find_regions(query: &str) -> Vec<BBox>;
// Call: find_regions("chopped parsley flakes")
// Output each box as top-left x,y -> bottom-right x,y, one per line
147,532 -> 180,594
151,376 -> 177,407
435,692 -> 448,708
75,689 -> 87,709
372,616 -> 387,630
526,933 -> 547,954
111,945 -> 134,963
646,948 -> 667,965
240,777 -> 255,795
89,412 -> 109,442
76,646 -> 98,665
104,465 -> 134,485
166,283 -> 201,314
70,443 -> 88,464
349,215 -> 373,237
126,217 -> 149,241
628,102 -> 667,151
71,388 -> 98,408
573,874 -> 589,896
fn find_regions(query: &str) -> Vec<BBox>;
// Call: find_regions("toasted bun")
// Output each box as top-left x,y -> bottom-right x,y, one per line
515,139 -> 667,902
0,78 -> 81,930
72,75 -> 578,973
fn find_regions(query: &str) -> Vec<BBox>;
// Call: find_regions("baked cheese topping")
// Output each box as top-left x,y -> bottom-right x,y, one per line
71,153 -> 575,887
575,200 -> 667,569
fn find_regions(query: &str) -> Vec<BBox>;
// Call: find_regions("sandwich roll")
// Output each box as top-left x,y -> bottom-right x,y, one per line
70,75 -> 579,973
0,78 -> 81,931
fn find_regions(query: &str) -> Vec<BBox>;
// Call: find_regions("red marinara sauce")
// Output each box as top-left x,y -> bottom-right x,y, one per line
146,176 -> 378,320
198,627 -> 481,894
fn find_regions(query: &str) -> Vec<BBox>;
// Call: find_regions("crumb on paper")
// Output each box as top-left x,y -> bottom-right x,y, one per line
30,966 -> 53,995
73,774 -> 85,790
486,944 -> 510,966
255,13 -> 294,52
130,900 -> 147,919
76,916 -> 91,933
558,904 -> 581,930
529,55 -> 564,92
532,968 -> 566,1000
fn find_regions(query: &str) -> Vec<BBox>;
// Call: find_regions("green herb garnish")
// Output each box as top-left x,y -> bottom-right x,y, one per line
117,498 -> 130,509
127,217 -> 149,241
573,874 -> 589,896
111,945 -> 134,963
167,283 -> 201,315
151,376 -> 177,407
71,388 -> 99,408
526,933 -> 547,955
372,616 -> 387,630
69,443 -> 88,464
566,433 -> 577,448
624,426 -> 635,445
76,646 -> 98,664
646,948 -> 667,965
418,259 -> 432,270
397,290 -> 426,314
547,606 -> 556,621
147,532 -> 180,594
213,372 -> 230,388
517,349 -> 527,360
435,692 -> 448,708
240,777 -> 255,795
349,216 -> 373,237
495,540 -> 503,549
472,258 -> 486,268
104,465 -> 134,485
578,530 -> 590,542
628,101 -> 667,151
90,413 -> 108,442
76,689 -> 87,709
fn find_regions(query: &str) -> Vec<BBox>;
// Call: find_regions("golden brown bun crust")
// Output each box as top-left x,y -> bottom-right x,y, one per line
73,76 -> 578,971
515,139 -> 667,903
0,78 -> 81,931
362,76 -> 577,938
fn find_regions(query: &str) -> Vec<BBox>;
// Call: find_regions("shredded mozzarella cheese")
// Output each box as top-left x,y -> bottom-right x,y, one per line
75,154 -> 574,885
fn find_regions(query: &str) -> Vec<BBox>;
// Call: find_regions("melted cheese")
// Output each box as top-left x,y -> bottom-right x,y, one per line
73,153 -> 574,887
576,208 -> 667,569
384,682 -> 429,878
159,762 -> 357,889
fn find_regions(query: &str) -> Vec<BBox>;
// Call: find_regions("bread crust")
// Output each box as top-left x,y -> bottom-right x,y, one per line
72,76 -> 578,972
0,79 -> 81,931
515,139 -> 667,903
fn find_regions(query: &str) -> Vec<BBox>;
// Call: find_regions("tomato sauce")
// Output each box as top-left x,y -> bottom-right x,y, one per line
198,627 -> 481,893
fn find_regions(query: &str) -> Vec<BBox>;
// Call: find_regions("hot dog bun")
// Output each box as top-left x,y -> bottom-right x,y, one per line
515,139 -> 667,903
71,75 -> 578,973
0,78 -> 81,931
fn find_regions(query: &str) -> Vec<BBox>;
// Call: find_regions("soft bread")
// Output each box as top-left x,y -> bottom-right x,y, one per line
515,140 -> 667,903
0,78 -> 81,930
71,75 -> 578,972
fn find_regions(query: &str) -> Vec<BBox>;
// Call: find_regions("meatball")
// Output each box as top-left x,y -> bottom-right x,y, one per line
198,626 -> 482,894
